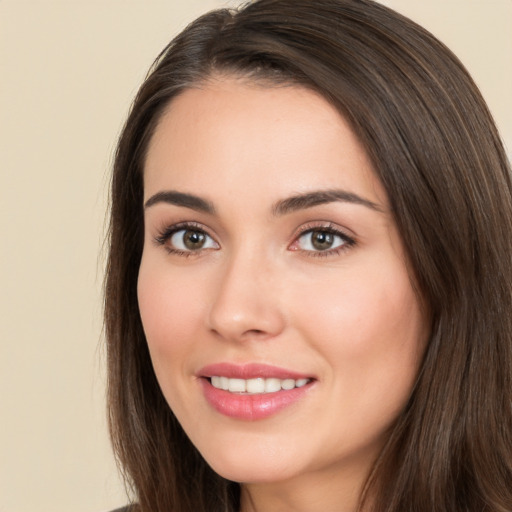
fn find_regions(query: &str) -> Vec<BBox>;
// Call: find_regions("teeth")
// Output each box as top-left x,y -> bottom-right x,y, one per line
281,379 -> 295,390
211,376 -> 222,389
265,378 -> 281,393
229,378 -> 246,392
220,376 -> 229,390
246,378 -> 265,394
210,376 -> 311,394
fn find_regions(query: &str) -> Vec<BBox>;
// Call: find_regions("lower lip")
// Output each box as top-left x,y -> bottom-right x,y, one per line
201,379 -> 313,420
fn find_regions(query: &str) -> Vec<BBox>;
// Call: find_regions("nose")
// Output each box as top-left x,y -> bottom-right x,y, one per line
207,250 -> 286,343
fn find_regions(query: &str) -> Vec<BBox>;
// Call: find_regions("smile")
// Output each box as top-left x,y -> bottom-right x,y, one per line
199,364 -> 315,420
210,376 -> 311,394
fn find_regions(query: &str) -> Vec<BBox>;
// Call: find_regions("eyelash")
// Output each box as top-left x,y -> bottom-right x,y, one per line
153,221 -> 356,258
291,222 -> 356,258
153,222 -> 215,258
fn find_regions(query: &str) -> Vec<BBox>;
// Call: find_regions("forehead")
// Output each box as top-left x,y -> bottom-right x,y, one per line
143,78 -> 386,208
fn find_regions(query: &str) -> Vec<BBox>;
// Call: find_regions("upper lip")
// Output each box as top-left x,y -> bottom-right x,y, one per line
198,362 -> 313,380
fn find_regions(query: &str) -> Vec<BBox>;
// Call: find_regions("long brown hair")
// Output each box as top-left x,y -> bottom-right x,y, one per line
105,1 -> 512,510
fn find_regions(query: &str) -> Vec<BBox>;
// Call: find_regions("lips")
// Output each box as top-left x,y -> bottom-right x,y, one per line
198,363 -> 315,420
199,362 -> 312,380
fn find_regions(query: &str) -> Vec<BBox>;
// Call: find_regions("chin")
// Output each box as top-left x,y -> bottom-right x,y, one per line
200,443 -> 301,484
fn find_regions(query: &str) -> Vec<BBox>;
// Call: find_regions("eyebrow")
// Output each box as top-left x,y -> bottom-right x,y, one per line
144,191 -> 216,214
272,189 -> 383,216
144,188 -> 383,215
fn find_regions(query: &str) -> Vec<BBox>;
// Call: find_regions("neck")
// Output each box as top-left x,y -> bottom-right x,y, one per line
239,460 -> 371,512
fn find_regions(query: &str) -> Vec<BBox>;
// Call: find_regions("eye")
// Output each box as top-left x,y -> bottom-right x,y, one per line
290,225 -> 355,255
298,230 -> 345,251
170,228 -> 217,251
155,224 -> 219,254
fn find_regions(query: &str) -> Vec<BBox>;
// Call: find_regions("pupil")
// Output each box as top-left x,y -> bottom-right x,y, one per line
312,231 -> 333,250
184,230 -> 205,249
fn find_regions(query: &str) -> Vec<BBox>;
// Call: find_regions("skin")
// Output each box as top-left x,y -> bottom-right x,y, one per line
138,77 -> 427,512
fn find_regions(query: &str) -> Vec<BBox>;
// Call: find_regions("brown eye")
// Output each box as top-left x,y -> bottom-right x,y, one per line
311,231 -> 334,251
295,228 -> 349,253
169,228 -> 217,252
183,230 -> 206,249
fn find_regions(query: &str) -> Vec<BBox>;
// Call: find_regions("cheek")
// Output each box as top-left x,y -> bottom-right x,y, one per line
137,258 -> 205,371
294,261 -> 425,391
300,267 -> 420,337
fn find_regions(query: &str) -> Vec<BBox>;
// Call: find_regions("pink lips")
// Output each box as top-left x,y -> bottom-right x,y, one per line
198,363 -> 315,421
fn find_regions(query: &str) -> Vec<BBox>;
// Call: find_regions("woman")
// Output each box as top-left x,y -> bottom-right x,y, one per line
105,0 -> 512,511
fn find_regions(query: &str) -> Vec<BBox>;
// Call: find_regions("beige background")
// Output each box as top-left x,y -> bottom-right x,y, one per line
1,1 -> 510,511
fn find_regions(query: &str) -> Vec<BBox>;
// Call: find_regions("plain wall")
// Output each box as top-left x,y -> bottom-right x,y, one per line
1,1 -> 510,511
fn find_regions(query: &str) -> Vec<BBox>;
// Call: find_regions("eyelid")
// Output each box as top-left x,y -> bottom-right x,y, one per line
152,220 -> 355,257
288,222 -> 356,255
153,221 -> 219,254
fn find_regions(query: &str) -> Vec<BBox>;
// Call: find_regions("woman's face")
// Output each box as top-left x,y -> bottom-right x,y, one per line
138,78 -> 427,494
